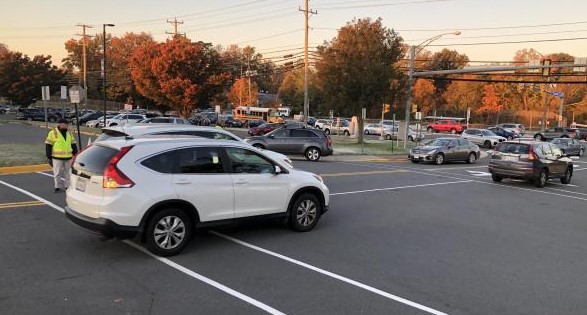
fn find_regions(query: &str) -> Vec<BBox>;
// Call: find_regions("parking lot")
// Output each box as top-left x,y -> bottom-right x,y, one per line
1,134 -> 587,314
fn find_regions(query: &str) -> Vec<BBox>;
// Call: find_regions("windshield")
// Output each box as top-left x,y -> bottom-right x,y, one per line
428,139 -> 452,147
481,130 -> 497,136
551,139 -> 566,144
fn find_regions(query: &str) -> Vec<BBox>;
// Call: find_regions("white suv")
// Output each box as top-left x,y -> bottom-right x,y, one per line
105,113 -> 146,127
65,137 -> 330,256
97,124 -> 294,169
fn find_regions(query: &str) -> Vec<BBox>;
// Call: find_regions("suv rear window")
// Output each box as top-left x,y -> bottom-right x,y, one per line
72,145 -> 119,175
96,129 -> 128,141
495,143 -> 529,154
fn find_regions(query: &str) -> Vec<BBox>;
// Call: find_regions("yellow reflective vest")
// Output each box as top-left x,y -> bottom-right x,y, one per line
45,128 -> 76,159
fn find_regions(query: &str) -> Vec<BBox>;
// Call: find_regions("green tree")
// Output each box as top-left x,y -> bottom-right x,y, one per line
0,48 -> 64,105
426,49 -> 469,114
315,18 -> 404,142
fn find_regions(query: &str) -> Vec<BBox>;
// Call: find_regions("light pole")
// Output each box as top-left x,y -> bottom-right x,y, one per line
102,23 -> 115,128
403,31 -> 461,147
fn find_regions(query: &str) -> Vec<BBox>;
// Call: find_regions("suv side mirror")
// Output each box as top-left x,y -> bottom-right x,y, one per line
274,165 -> 282,174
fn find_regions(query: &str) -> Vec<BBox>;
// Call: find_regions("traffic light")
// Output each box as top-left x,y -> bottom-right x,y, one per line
383,103 -> 390,113
411,104 -> 418,113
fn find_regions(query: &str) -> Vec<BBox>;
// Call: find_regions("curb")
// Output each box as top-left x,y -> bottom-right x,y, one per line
0,164 -> 50,175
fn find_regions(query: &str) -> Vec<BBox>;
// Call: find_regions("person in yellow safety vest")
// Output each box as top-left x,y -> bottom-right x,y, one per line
45,118 -> 78,193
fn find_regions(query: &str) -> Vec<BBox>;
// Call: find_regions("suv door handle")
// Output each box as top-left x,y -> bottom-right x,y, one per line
173,179 -> 191,185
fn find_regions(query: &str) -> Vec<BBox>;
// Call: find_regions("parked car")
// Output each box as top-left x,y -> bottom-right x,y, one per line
307,116 -> 317,126
74,111 -> 104,125
426,119 -> 467,134
65,137 -> 329,256
221,115 -> 244,128
461,128 -> 506,148
97,124 -> 294,169
246,119 -> 265,128
105,113 -> 146,127
385,127 -> 422,142
551,138 -> 584,157
245,127 -> 334,161
16,108 -> 62,122
408,137 -> 480,165
488,126 -> 519,140
0,105 -> 13,114
488,141 -> 573,187
139,117 -> 189,124
86,115 -> 115,128
496,123 -> 525,136
574,128 -> 587,140
314,119 -> 332,129
248,123 -> 282,136
533,127 -> 578,141
323,119 -> 351,136
363,124 -> 391,136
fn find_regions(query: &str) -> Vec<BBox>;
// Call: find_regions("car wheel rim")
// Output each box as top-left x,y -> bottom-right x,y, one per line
469,154 -> 475,163
153,216 -> 186,250
540,172 -> 547,185
565,170 -> 571,181
436,155 -> 443,164
296,199 -> 317,227
308,149 -> 319,160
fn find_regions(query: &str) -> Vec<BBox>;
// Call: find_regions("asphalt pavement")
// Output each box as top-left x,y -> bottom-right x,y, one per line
1,133 -> 587,314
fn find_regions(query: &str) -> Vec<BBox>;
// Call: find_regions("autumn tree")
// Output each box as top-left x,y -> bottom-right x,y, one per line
62,34 -> 105,100
316,18 -> 404,142
130,37 -> 229,117
0,48 -> 65,105
476,85 -> 503,124
228,77 -> 259,106
443,75 -> 484,117
411,79 -> 436,115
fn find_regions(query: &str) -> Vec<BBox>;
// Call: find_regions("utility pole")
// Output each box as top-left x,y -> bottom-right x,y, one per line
299,0 -> 317,125
166,17 -> 184,37
76,24 -> 92,110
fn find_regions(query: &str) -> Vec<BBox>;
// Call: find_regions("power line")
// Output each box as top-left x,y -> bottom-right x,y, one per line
398,20 -> 587,32
427,36 -> 587,47
318,0 -> 457,10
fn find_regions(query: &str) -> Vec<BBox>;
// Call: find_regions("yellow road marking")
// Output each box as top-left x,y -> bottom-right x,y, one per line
320,170 -> 407,177
0,200 -> 45,209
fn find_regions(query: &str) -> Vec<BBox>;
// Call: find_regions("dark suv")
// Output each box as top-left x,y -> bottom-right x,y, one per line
488,141 -> 573,188
245,127 -> 333,161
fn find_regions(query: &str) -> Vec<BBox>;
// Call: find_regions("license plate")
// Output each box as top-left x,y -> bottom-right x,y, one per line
76,178 -> 87,192
502,155 -> 518,161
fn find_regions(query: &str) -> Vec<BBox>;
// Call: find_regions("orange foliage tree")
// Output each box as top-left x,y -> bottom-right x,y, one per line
130,37 -> 229,117
476,85 -> 503,124
228,77 -> 258,106
412,79 -> 435,115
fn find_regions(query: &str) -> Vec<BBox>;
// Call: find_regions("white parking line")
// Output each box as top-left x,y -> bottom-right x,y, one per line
330,180 -> 473,196
0,179 -> 286,315
211,231 -> 448,315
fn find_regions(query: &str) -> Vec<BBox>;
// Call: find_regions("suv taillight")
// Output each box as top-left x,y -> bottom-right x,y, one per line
103,146 -> 134,189
326,137 -> 332,146
528,145 -> 537,161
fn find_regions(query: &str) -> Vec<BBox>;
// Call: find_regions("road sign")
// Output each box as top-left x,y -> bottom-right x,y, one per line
60,86 -> 67,100
361,108 -> 366,120
69,86 -> 80,104
41,86 -> 50,101
415,112 -> 422,120
574,57 -> 586,73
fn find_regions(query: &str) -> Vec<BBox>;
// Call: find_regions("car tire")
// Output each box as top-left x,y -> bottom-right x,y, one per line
324,129 -> 331,135
408,135 -> 414,142
364,130 -> 370,135
27,117 -> 33,121
534,134 -> 543,141
561,167 -> 572,184
491,174 -> 502,182
385,134 -> 392,140
343,130 -> 350,136
450,129 -> 457,134
288,193 -> 321,232
535,169 -> 548,188
427,127 -> 434,133
434,153 -> 445,165
507,136 -> 513,140
484,140 -> 492,149
252,144 -> 265,150
305,147 -> 321,161
49,117 -> 56,123
145,208 -> 192,257
410,158 -> 419,163
466,152 -> 476,164
579,148 -> 584,157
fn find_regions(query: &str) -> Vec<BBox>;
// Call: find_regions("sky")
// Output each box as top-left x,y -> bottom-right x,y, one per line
1,0 -> 587,67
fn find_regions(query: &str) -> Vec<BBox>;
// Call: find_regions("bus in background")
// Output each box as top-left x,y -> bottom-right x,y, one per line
233,106 -> 285,125
277,107 -> 291,117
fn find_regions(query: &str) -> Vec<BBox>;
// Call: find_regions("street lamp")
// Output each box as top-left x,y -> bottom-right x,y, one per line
103,23 -> 115,128
403,31 -> 461,147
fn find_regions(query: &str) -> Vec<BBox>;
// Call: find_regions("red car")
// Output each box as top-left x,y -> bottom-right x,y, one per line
248,123 -> 282,136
